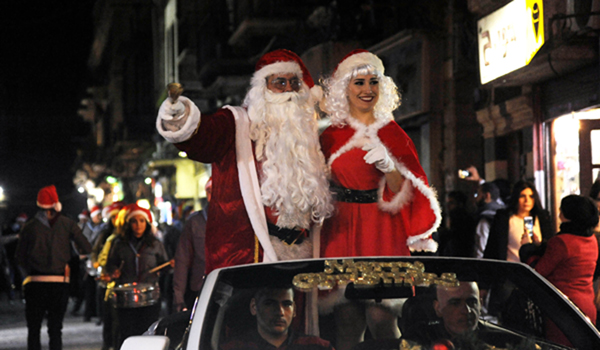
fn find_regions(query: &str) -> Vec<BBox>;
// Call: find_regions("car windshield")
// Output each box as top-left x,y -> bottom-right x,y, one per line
192,257 -> 600,350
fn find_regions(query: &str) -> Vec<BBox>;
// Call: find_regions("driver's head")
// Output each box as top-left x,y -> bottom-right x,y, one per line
434,282 -> 480,337
250,287 -> 296,339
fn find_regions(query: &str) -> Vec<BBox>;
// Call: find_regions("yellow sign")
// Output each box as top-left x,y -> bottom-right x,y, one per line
478,0 -> 544,84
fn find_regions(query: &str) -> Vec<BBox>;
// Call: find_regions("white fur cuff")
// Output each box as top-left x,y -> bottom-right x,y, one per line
156,96 -> 201,144
378,173 -> 413,214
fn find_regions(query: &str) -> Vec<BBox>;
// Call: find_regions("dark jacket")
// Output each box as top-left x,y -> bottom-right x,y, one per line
106,234 -> 168,285
483,208 -> 553,261
173,210 -> 207,306
221,329 -> 334,350
16,212 -> 92,275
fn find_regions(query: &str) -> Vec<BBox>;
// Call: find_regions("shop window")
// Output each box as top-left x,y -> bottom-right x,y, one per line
552,116 -> 580,199
592,129 -> 600,177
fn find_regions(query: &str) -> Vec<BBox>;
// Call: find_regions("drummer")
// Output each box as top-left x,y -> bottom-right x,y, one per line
105,203 -> 173,349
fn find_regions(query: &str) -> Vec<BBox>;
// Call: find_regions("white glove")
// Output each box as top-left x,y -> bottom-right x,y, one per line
362,142 -> 395,173
160,98 -> 188,132
164,99 -> 186,118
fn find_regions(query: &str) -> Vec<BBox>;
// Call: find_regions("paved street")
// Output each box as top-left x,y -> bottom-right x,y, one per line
0,296 -> 103,350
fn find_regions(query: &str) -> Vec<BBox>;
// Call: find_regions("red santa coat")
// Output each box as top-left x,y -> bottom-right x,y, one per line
319,119 -> 441,257
164,105 -> 278,273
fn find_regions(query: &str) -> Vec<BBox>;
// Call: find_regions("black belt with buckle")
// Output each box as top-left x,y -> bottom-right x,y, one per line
331,184 -> 379,203
267,222 -> 306,245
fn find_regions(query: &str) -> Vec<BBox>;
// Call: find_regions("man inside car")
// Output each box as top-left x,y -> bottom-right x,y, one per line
221,287 -> 334,350
404,281 -> 526,349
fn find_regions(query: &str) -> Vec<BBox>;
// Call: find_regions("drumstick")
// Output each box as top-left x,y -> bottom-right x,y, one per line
148,261 -> 172,274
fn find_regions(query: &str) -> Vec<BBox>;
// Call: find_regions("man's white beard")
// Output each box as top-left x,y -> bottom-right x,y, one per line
247,89 -> 333,229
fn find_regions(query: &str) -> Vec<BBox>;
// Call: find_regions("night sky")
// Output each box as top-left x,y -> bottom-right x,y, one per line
0,1 -> 95,218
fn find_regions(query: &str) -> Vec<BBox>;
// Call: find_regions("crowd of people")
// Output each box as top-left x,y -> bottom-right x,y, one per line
1,47 -> 600,350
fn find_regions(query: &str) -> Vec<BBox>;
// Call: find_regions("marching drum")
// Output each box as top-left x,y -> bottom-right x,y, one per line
110,283 -> 160,308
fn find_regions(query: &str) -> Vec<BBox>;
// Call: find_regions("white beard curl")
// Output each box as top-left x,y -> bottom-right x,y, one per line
245,87 -> 333,229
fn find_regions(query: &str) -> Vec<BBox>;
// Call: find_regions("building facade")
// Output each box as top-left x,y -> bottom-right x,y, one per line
76,0 -> 600,231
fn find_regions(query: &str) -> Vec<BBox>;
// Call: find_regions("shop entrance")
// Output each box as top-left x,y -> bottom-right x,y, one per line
550,110 -> 600,227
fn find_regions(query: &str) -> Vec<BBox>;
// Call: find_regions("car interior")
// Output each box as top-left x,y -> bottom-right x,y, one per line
193,262 -> 584,350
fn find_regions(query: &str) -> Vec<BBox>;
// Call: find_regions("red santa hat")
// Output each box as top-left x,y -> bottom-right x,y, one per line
253,49 -> 315,89
78,210 -> 89,220
102,201 -> 125,220
36,185 -> 62,212
125,203 -> 152,224
90,205 -> 102,218
333,49 -> 385,80
16,213 -> 28,223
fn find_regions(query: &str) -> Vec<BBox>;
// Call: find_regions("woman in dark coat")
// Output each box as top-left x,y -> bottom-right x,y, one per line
106,203 -> 170,349
484,180 -> 553,262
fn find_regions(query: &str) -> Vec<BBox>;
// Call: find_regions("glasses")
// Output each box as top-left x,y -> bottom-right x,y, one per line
267,77 -> 302,92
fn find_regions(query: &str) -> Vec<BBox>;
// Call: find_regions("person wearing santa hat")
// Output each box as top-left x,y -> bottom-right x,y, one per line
16,185 -> 92,350
84,201 -> 125,329
156,49 -> 333,273
77,204 -> 106,323
77,210 -> 89,229
94,202 -> 127,350
83,205 -> 104,246
93,201 -> 125,265
317,50 -> 442,350
105,203 -> 172,349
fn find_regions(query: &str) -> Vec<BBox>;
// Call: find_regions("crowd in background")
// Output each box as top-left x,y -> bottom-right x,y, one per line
1,172 -> 599,346
0,194 -> 200,350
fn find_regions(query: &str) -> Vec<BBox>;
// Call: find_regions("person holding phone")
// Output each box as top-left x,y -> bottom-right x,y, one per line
484,181 -> 553,262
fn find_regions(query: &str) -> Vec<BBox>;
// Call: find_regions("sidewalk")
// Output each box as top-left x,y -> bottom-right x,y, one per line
0,296 -> 103,350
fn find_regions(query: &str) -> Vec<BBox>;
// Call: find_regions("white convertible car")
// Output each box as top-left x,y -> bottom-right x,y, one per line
121,257 -> 600,350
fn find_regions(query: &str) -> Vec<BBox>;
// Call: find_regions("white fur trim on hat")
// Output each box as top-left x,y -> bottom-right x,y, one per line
37,201 -> 62,212
90,206 -> 102,218
334,52 -> 385,80
126,209 -> 151,223
251,61 -> 303,88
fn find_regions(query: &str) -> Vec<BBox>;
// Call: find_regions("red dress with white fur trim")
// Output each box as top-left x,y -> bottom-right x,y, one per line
319,119 -> 441,257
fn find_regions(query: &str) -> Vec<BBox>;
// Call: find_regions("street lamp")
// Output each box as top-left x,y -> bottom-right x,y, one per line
0,186 -> 4,202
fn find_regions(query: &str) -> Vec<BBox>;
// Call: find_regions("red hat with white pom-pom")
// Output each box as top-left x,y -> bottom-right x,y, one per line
36,185 -> 62,212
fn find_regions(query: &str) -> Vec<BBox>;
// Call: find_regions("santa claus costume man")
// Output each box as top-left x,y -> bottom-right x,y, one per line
156,49 -> 333,273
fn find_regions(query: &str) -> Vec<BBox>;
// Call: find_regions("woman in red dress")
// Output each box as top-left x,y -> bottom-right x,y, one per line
318,50 -> 442,350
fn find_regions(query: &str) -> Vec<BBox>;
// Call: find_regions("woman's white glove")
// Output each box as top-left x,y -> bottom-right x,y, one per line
362,142 -> 395,173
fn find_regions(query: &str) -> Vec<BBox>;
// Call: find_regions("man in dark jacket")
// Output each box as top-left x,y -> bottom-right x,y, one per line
474,182 -> 505,258
221,287 -> 334,350
16,185 -> 92,350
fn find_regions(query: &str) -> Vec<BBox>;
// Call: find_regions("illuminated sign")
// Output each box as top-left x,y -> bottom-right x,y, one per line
292,259 -> 458,292
478,0 -> 544,84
